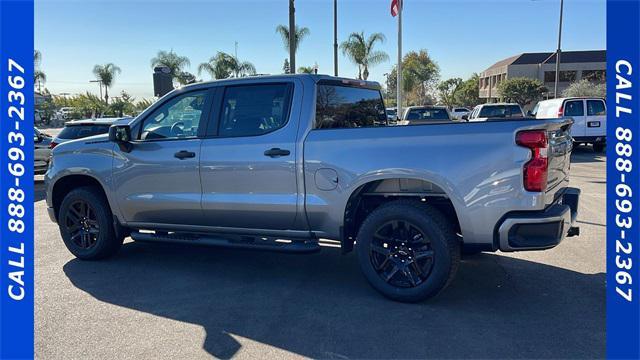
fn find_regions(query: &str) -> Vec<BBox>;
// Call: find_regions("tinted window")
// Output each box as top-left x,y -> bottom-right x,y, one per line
406,108 -> 450,121
58,124 -> 111,139
140,90 -> 208,140
454,108 -> 468,112
587,100 -> 606,116
479,105 -> 522,118
315,85 -> 386,129
564,100 -> 584,116
219,84 -> 292,137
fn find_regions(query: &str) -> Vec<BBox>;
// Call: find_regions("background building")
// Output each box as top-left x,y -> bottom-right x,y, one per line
479,50 -> 606,102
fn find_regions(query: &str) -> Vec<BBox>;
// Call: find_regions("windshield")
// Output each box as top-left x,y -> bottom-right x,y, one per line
406,108 -> 450,121
58,124 -> 111,139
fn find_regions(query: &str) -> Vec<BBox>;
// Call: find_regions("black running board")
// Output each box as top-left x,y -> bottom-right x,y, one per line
130,231 -> 321,254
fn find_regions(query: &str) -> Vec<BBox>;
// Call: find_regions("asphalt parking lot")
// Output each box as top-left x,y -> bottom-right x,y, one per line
34,146 -> 606,359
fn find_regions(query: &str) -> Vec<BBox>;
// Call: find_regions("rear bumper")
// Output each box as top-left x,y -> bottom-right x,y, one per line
497,188 -> 580,252
574,136 -> 605,144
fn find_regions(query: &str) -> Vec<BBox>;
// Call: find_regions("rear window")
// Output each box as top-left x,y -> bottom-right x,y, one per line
406,108 -> 450,121
587,100 -> 606,116
315,84 -> 387,129
479,105 -> 522,118
58,124 -> 111,139
454,108 -> 469,112
564,100 -> 584,116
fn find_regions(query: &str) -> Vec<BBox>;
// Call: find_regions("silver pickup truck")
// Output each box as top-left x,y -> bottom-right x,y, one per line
45,74 -> 580,302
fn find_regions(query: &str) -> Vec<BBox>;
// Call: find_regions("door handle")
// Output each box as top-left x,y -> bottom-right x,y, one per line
264,148 -> 290,157
174,150 -> 196,159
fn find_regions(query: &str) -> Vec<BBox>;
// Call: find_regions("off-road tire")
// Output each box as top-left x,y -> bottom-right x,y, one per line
58,186 -> 123,260
356,200 -> 460,302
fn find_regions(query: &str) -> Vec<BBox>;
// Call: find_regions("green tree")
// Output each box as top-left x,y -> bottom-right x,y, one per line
385,50 -> 440,106
34,50 -> 46,92
275,25 -> 310,57
562,79 -> 606,98
135,98 -> 155,113
92,63 -> 121,104
437,78 -> 463,107
199,52 -> 233,79
497,77 -> 547,106
454,73 -> 481,107
282,58 -> 291,74
297,66 -> 315,74
108,90 -> 136,117
150,50 -> 191,83
340,32 -> 389,80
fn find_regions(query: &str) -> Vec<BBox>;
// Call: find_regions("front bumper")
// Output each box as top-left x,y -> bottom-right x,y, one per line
498,188 -> 580,252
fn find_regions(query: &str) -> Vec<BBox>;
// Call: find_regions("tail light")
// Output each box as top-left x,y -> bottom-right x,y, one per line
49,141 -> 58,149
557,104 -> 564,117
516,130 -> 548,192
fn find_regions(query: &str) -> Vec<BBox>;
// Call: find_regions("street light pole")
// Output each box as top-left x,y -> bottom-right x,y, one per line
554,0 -> 564,98
289,0 -> 296,74
333,0 -> 338,76
89,79 -> 103,101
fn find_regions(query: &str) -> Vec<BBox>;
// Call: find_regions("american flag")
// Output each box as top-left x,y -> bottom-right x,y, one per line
391,0 -> 402,17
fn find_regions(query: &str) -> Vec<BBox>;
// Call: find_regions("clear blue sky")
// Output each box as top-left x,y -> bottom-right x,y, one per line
35,0 -> 606,99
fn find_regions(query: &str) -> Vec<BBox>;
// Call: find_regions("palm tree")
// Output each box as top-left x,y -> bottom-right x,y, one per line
297,66 -> 315,74
340,32 -> 389,80
275,25 -> 310,59
150,50 -> 191,83
198,52 -> 234,79
34,50 -> 45,91
199,51 -> 255,79
92,63 -> 121,104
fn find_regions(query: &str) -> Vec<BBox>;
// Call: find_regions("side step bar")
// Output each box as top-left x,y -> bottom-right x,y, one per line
130,230 -> 321,254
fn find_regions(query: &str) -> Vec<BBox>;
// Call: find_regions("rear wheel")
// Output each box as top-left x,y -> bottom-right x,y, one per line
58,187 -> 123,260
593,143 -> 605,153
356,200 -> 460,302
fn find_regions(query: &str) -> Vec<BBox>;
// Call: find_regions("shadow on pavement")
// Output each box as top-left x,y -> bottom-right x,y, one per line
63,242 -> 605,359
34,180 -> 46,202
571,145 -> 606,164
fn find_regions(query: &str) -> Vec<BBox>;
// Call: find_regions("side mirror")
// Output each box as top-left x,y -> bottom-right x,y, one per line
109,125 -> 133,152
461,114 -> 468,120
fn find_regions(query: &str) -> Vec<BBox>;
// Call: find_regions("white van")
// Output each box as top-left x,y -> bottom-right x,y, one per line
531,97 -> 606,152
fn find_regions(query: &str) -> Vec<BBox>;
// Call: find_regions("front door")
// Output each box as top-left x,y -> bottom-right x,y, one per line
112,88 -> 213,226
199,82 -> 300,230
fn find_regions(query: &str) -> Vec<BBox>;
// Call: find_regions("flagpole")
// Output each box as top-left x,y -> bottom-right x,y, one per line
396,0 -> 403,120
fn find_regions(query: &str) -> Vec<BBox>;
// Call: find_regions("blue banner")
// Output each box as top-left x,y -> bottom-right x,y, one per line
0,0 -> 35,358
607,0 -> 640,358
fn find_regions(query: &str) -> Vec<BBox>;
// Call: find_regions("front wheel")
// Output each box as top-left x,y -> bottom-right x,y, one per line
356,200 -> 460,302
58,186 -> 123,260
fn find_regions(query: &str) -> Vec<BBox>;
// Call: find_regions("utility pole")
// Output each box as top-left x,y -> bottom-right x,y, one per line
333,0 -> 338,76
89,79 -> 103,102
554,0 -> 564,98
289,0 -> 296,74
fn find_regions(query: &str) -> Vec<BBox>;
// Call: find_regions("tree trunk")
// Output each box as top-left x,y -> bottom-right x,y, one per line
363,66 -> 369,80
104,86 -> 109,105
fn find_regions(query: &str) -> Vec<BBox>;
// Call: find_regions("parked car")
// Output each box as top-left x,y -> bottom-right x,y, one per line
57,107 -> 75,120
531,97 -> 606,152
46,75 -> 579,302
466,103 -> 525,122
50,118 -> 129,149
34,127 -> 53,174
450,107 -> 470,120
385,107 -> 398,122
400,105 -> 453,125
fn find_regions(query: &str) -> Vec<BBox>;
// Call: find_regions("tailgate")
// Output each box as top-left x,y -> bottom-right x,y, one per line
546,121 -> 573,198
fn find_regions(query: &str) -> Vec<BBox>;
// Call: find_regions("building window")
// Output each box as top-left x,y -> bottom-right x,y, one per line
583,70 -> 606,82
544,70 -> 577,83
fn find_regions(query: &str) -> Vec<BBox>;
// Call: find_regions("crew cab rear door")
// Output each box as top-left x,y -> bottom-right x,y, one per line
112,88 -> 214,226
199,80 -> 301,230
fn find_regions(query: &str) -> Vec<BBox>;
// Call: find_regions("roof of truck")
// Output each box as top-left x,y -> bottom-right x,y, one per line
179,74 -> 381,90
